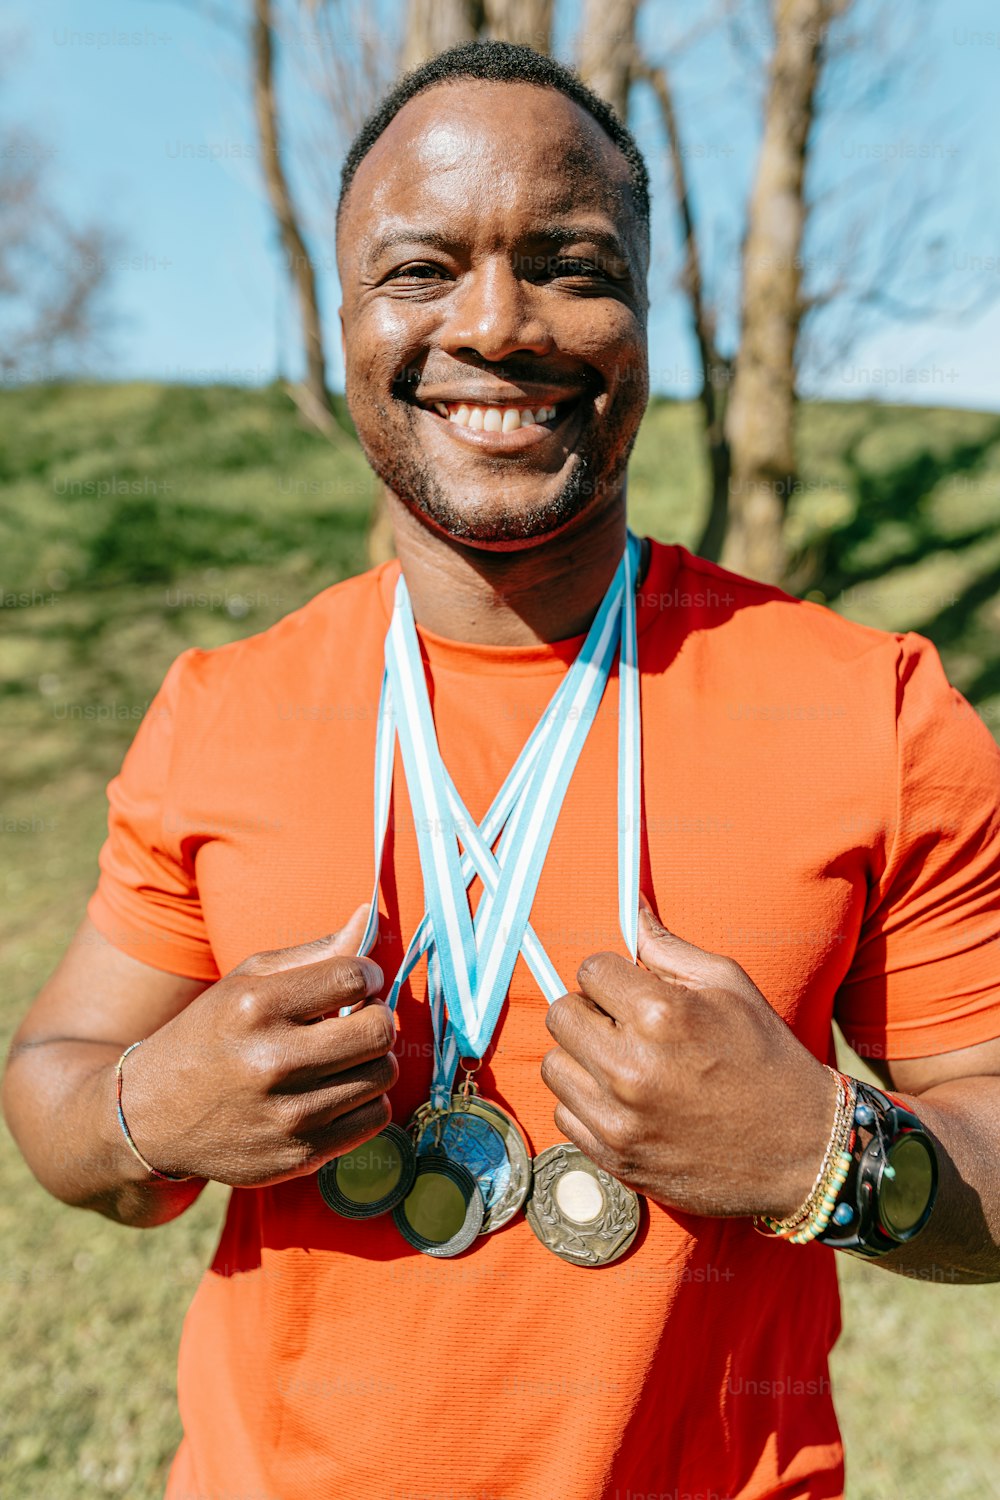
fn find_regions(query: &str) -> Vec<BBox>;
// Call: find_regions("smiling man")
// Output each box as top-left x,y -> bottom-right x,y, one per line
5,40 -> 1000,1500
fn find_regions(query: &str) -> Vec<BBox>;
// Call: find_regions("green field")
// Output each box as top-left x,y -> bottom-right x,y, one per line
2,381 -> 1000,1498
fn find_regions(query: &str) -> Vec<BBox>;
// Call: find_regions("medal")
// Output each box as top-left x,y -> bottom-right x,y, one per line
410,1074 -> 532,1235
317,1123 -> 416,1219
319,531 -> 645,1267
393,1154 -> 484,1257
526,1143 -> 641,1267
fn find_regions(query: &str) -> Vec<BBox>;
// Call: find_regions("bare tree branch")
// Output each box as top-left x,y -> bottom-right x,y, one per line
633,51 -> 733,559
251,0 -> 336,430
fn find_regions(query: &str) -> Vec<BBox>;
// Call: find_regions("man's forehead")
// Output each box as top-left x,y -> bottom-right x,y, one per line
342,78 -> 635,237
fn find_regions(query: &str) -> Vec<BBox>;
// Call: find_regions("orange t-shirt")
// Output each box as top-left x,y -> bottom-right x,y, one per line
88,540 -> 1000,1500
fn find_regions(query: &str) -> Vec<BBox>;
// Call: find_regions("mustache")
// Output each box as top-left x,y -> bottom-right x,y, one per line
394,363 -> 593,394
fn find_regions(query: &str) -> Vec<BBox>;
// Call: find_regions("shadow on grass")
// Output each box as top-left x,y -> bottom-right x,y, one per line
806,415 -> 1000,717
811,415 -> 1000,601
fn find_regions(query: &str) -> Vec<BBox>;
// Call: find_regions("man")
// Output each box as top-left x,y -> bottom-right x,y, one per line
4,39 -> 1000,1500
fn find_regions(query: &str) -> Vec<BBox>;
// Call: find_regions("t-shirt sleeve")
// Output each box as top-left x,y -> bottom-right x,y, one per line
87,649 -> 221,981
835,632 -> 1000,1061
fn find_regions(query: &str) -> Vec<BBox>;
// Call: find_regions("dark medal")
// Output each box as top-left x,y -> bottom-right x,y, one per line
393,1153 -> 485,1257
317,1123 -> 417,1219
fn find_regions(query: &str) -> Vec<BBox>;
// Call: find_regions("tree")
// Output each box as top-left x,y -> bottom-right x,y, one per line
402,0 -> 482,73
0,124 -> 119,383
402,0 -> 552,71
578,0 -> 640,122
721,0 -> 847,582
251,0 -> 336,434
629,48 -> 734,562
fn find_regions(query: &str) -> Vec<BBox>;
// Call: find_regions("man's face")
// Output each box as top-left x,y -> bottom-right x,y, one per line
337,79 -> 650,546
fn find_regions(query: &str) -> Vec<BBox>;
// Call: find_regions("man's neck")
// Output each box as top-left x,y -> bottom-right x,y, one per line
386,494 -> 640,648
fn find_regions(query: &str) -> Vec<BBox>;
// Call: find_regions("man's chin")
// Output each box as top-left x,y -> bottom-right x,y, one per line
404,494 -> 584,547
386,461 -> 625,549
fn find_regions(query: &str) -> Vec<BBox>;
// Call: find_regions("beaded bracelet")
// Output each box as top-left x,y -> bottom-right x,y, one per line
778,1075 -> 857,1243
783,1084 -> 856,1243
115,1040 -> 194,1183
772,1074 -> 856,1241
753,1069 -> 858,1245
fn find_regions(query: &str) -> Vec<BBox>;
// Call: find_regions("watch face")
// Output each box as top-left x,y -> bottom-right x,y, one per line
879,1134 -> 935,1238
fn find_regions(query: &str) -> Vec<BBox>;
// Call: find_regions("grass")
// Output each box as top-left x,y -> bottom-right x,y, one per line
2,381 -> 1000,1498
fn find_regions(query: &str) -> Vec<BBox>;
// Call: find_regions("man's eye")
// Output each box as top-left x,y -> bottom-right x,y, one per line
387,263 -> 448,281
552,259 -> 599,276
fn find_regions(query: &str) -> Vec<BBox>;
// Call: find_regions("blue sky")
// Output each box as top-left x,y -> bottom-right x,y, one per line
6,0 -> 1000,408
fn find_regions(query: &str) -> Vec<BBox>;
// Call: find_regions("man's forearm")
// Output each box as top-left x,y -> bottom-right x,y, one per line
852,1076 -> 1000,1284
2,1039 -> 207,1229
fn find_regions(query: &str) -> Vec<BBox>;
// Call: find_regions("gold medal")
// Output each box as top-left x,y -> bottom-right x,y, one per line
526,1142 -> 641,1267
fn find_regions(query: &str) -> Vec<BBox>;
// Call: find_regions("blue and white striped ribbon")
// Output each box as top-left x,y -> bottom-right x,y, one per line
354,532 -> 643,1105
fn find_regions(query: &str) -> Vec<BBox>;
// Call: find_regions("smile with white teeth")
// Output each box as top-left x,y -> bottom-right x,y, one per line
428,401 -> 559,432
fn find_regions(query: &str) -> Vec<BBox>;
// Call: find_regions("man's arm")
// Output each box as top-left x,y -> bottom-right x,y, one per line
860,1038 -> 1000,1283
3,909 -> 399,1231
3,918 -> 213,1228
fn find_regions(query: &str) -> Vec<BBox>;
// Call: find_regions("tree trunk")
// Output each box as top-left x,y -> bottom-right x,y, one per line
483,0 -> 554,51
252,0 -> 332,422
722,0 -> 842,583
578,0 -> 639,121
634,54 -> 732,561
401,0 -> 484,73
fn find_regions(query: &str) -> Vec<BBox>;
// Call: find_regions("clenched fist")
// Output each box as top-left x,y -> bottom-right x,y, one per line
121,905 -> 399,1187
541,896 -> 835,1221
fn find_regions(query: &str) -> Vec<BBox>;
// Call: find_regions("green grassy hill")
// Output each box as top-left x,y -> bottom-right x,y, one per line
2,381 -> 1000,1498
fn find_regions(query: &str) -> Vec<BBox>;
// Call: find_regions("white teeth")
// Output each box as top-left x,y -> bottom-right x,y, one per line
436,401 -> 561,429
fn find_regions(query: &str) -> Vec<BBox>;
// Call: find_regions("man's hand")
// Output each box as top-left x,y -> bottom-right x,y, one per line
122,905 -> 398,1188
541,896 -> 834,1220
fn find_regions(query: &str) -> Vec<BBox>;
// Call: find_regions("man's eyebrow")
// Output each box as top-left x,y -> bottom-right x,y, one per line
527,225 -> 629,261
365,223 -> 630,262
367,227 -> 460,258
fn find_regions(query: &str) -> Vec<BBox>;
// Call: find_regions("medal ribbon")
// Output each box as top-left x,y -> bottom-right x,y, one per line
353,532 -> 642,1107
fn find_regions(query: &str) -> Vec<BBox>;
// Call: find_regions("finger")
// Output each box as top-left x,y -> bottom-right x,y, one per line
575,949 -> 666,1028
635,895 -> 717,987
303,1093 -> 395,1171
544,991 -> 620,1083
550,1100 -> 622,1178
242,952 -> 386,1026
281,1051 -> 400,1124
543,1047 -> 627,1165
231,903 -> 374,979
281,1000 -> 398,1082
540,1042 -> 608,1115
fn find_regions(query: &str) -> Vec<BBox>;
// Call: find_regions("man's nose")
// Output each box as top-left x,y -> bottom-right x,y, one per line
439,257 -> 554,363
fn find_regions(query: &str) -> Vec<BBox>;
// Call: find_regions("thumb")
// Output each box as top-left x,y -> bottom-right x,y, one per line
234,903 -> 382,989
636,893 -> 712,985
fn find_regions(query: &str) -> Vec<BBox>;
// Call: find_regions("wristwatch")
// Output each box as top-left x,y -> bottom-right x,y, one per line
816,1080 -> 939,1258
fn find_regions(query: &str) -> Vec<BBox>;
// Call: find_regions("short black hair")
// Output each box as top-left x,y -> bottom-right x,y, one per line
337,39 -> 650,235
